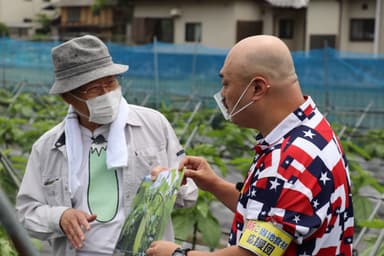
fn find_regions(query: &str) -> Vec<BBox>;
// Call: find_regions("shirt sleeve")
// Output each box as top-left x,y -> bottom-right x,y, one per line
16,142 -> 68,240
243,151 -> 330,244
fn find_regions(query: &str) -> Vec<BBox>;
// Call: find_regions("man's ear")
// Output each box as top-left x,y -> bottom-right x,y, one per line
251,76 -> 270,100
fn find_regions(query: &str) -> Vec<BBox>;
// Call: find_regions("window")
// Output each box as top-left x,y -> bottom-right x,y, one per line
350,19 -> 374,41
279,19 -> 294,39
67,7 -> 81,23
185,22 -> 201,42
132,18 -> 174,44
23,18 -> 32,23
236,20 -> 262,42
310,35 -> 336,49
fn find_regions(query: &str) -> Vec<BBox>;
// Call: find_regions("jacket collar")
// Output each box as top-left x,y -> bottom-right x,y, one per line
52,104 -> 142,149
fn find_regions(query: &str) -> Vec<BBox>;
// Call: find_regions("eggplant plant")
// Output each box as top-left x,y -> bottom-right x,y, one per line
0,88 -> 383,255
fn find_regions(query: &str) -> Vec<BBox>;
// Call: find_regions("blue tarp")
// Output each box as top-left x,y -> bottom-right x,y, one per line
1,37 -> 383,88
0,38 -> 383,129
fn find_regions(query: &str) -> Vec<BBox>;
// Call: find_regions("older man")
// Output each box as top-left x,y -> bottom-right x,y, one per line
146,35 -> 354,256
16,35 -> 197,255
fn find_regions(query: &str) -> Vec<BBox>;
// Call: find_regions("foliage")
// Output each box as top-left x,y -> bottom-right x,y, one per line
0,228 -> 17,256
0,87 -> 66,254
0,22 -> 9,37
357,235 -> 384,256
0,87 -> 383,254
35,13 -> 52,35
359,129 -> 384,158
172,190 -> 222,250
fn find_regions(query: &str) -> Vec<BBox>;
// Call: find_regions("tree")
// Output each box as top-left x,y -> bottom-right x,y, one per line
0,22 -> 9,37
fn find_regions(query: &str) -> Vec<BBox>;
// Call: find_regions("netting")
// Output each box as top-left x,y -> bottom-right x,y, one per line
0,37 -> 383,129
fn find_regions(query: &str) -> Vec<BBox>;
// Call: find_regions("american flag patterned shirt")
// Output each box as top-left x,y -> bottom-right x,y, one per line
229,96 -> 354,255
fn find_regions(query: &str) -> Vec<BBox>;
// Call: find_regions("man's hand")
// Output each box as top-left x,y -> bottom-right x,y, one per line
151,166 -> 188,185
179,156 -> 221,192
59,208 -> 97,249
146,240 -> 179,256
150,166 -> 168,181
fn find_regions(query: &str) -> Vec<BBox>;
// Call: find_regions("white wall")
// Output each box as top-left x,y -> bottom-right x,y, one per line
174,2 -> 236,48
134,0 -> 383,53
134,0 -> 264,49
0,0 -> 55,36
306,0 -> 340,50
341,0 -> 376,53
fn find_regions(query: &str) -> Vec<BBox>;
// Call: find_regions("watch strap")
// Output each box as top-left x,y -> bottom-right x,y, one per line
172,247 -> 191,256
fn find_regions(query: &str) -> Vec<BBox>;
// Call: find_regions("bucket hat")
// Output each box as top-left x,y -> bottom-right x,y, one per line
49,35 -> 128,94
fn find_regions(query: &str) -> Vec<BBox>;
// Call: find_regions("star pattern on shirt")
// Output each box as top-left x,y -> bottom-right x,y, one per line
296,110 -> 304,117
320,172 -> 331,185
303,129 -> 315,139
228,99 -> 354,255
313,199 -> 319,208
269,178 -> 280,190
293,215 -> 301,223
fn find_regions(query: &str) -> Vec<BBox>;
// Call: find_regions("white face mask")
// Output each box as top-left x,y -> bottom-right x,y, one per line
70,87 -> 122,124
213,79 -> 255,121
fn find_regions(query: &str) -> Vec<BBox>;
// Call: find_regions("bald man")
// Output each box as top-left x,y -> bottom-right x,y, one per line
146,35 -> 354,256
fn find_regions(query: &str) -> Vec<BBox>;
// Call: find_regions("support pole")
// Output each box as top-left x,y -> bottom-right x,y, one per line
0,187 -> 39,256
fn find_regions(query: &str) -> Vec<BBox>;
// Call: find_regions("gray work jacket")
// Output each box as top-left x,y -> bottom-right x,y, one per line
16,104 -> 197,256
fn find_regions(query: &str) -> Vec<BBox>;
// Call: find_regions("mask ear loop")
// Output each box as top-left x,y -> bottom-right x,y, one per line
68,93 -> 91,119
229,100 -> 254,120
228,79 -> 256,118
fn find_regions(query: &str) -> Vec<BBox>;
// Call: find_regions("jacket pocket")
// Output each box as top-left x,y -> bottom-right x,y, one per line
133,145 -> 167,182
42,176 -> 64,206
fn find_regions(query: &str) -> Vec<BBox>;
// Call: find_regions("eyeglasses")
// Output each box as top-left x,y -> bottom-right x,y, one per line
75,78 -> 119,97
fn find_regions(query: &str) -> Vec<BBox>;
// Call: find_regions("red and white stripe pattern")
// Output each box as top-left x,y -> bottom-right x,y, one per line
229,96 -> 354,256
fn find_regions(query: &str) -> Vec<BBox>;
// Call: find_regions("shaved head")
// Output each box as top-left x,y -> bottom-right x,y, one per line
223,35 -> 297,84
219,35 -> 305,134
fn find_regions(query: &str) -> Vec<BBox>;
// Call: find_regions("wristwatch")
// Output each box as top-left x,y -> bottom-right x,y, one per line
171,247 -> 191,256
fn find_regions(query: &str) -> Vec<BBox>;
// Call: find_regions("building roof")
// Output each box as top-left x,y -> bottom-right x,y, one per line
6,23 -> 33,28
266,0 -> 309,8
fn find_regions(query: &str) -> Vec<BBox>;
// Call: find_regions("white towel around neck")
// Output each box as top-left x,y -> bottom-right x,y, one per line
64,97 -> 129,193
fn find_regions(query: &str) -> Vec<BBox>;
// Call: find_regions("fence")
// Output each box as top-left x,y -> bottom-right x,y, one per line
0,37 -> 383,129
1,38 -> 383,255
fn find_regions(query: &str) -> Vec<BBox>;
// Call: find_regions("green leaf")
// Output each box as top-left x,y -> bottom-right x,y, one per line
196,200 -> 209,218
341,140 -> 371,160
352,195 -> 373,223
172,209 -> 197,240
197,213 -> 221,249
358,218 -> 384,229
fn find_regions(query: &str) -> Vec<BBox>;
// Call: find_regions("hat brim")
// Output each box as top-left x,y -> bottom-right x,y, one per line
49,63 -> 129,94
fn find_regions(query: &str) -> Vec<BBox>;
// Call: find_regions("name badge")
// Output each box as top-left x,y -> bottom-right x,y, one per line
239,220 -> 293,256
